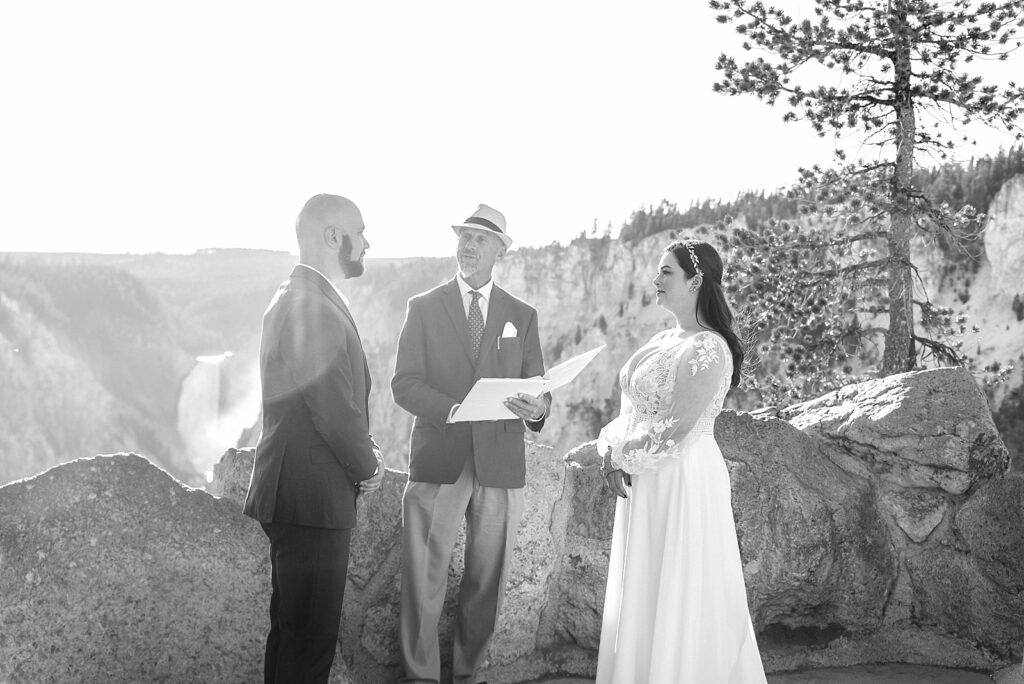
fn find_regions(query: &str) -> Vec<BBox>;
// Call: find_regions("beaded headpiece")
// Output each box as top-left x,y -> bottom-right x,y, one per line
684,240 -> 703,278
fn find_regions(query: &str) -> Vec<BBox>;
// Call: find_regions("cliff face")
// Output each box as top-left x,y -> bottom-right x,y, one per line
914,173 -> 1024,383
2,368 -> 1018,683
984,174 -> 1024,299
0,259 -> 197,485
3,172 -> 1021,486
969,174 -> 1024,408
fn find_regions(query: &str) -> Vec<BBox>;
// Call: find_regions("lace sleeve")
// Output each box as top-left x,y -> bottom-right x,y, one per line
616,332 -> 731,475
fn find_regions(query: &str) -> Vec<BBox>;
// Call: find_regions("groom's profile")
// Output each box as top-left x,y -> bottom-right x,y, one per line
243,193 -> 384,684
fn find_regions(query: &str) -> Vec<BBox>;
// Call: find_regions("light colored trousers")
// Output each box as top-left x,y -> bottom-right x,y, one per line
399,456 -> 524,684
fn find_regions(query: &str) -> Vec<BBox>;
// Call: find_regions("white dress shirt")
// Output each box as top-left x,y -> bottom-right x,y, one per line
447,274 -> 496,423
456,273 -> 493,321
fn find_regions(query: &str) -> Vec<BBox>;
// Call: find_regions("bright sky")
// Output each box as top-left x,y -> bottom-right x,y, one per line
1,1 -> 1020,258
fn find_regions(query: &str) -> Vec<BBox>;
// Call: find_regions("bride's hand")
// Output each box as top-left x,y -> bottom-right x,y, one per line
621,436 -> 648,455
605,469 -> 632,498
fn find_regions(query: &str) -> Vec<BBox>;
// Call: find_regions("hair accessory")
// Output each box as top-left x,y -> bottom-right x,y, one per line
684,241 -> 703,278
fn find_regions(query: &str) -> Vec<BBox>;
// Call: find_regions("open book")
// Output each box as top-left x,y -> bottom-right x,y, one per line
450,345 -> 605,422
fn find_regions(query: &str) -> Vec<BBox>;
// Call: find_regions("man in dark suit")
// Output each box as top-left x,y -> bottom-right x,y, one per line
392,204 -> 551,684
243,194 -> 384,684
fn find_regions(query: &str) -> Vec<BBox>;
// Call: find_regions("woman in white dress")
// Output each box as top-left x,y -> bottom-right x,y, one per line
595,239 -> 767,684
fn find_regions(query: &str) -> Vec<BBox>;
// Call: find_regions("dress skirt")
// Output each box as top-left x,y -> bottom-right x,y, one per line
596,434 -> 767,684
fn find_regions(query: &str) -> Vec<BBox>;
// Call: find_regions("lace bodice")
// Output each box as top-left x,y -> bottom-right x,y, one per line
598,330 -> 732,474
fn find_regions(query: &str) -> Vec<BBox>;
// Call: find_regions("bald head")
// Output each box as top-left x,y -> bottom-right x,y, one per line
294,194 -> 370,279
296,194 -> 362,246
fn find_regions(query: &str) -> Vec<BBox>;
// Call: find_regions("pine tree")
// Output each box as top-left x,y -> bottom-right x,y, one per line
711,0 -> 1024,375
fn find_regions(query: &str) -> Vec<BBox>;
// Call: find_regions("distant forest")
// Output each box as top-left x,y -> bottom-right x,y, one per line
619,146 -> 1024,263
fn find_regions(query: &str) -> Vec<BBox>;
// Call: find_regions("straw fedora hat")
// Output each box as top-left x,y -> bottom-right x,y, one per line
451,204 -> 513,249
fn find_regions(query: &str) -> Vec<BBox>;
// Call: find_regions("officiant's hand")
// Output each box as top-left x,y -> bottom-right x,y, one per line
605,469 -> 632,498
504,393 -> 547,422
359,449 -> 386,494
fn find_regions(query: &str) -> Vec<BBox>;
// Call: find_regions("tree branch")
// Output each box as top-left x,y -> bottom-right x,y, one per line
808,257 -> 888,285
912,333 -> 965,366
828,229 -> 889,245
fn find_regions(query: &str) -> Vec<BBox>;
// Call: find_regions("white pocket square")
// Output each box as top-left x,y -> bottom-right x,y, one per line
502,322 -> 517,337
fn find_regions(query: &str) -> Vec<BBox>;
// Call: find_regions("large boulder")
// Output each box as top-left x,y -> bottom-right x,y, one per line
778,367 -> 1008,494
720,411 -> 895,635
210,368 -> 1020,679
762,367 -> 1018,672
1,367 -> 1019,682
907,475 -> 1024,656
0,454 -> 268,683
213,442 -> 584,684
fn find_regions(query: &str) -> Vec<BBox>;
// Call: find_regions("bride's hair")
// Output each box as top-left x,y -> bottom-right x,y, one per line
666,239 -> 744,387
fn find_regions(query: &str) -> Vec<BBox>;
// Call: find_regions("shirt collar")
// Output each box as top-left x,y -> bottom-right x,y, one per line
456,273 -> 494,301
295,263 -> 349,307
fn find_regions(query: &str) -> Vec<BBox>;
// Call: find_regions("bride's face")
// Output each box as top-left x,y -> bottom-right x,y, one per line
652,251 -> 695,313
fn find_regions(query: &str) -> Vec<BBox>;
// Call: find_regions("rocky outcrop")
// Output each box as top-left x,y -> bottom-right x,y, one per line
0,454 -> 269,683
778,366 -> 1009,494
759,368 -> 1021,670
910,475 -> 1024,655
1,367 -> 1019,683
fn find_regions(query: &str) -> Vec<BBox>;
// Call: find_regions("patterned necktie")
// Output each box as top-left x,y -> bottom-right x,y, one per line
468,290 -> 484,361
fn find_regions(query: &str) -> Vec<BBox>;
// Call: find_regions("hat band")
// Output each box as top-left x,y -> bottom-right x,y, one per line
464,216 -> 504,235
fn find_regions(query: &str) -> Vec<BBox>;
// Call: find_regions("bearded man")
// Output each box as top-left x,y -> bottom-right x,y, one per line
244,193 -> 384,684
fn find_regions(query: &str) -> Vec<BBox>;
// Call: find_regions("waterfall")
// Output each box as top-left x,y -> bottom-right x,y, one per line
176,351 -> 261,482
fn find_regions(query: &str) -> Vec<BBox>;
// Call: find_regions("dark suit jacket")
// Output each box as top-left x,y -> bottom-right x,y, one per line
392,277 -> 547,488
243,266 -> 379,529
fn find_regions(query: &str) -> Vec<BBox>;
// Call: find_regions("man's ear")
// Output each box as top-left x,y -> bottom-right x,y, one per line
497,245 -> 507,260
324,225 -> 341,248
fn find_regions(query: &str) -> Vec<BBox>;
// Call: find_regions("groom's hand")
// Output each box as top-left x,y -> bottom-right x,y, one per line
359,449 -> 386,494
605,469 -> 631,498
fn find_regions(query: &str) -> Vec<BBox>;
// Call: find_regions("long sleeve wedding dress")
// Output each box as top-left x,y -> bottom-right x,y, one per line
596,329 -> 766,683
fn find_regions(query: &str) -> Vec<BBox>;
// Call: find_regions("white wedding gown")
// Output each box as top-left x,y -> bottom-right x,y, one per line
596,329 -> 767,684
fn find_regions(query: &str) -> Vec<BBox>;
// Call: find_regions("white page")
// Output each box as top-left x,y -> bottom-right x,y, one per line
450,378 -> 550,422
450,345 -> 605,422
544,345 -> 606,389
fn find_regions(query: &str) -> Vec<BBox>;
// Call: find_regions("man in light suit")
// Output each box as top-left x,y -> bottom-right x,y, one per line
392,204 -> 551,684
243,194 -> 384,684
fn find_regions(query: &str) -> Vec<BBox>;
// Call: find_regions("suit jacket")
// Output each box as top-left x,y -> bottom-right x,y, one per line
392,277 -> 547,488
243,266 -> 379,529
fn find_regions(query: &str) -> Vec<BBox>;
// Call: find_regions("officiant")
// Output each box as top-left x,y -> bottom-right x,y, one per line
391,203 -> 551,684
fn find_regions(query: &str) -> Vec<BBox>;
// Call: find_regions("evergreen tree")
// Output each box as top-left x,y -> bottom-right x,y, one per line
711,0 -> 1024,375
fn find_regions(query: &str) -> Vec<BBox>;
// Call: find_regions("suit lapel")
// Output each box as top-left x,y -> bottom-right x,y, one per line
290,266 -> 372,397
440,278 -> 477,367
292,266 -> 361,335
477,286 -> 508,376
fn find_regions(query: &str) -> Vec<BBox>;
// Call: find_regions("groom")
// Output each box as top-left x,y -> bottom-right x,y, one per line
243,194 -> 384,684
392,204 -> 551,684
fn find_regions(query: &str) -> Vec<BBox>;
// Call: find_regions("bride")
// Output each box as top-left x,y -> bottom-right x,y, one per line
595,239 -> 767,683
